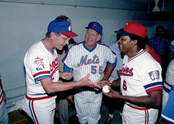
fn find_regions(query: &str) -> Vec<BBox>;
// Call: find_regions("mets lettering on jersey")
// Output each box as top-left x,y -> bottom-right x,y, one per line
77,55 -> 99,67
62,41 -> 116,83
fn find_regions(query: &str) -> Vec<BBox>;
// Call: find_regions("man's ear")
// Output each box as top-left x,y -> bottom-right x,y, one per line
97,34 -> 102,41
50,32 -> 54,37
132,39 -> 138,46
50,32 -> 57,39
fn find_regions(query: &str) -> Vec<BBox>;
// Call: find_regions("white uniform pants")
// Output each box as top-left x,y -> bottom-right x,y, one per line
122,104 -> 158,124
21,95 -> 56,124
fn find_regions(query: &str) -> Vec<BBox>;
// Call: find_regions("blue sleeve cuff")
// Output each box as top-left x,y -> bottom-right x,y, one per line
108,57 -> 117,66
63,64 -> 72,72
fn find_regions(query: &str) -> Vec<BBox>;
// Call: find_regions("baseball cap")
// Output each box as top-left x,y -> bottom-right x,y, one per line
48,19 -> 78,37
114,22 -> 147,38
85,22 -> 103,35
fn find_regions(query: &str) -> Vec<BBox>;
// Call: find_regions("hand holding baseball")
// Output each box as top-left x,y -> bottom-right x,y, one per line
102,85 -> 110,93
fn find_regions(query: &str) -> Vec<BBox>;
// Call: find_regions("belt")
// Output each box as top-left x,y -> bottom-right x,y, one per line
25,94 -> 54,100
127,104 -> 150,110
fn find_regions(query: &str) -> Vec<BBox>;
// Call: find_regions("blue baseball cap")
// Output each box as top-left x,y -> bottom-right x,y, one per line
85,22 -> 103,35
48,19 -> 78,37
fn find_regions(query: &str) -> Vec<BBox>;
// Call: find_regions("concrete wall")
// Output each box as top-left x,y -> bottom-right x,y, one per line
0,0 -> 174,111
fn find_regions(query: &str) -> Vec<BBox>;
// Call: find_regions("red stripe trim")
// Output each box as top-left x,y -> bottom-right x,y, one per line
31,101 -> 39,124
0,92 -> 5,105
127,104 -> 150,110
146,86 -> 163,93
145,110 -> 147,124
33,71 -> 50,77
128,50 -> 145,62
25,94 -> 54,100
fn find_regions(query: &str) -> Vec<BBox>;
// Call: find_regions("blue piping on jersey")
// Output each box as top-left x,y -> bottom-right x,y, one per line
28,93 -> 47,96
35,75 -> 51,82
41,40 -> 54,54
144,82 -> 163,89
83,41 -> 97,52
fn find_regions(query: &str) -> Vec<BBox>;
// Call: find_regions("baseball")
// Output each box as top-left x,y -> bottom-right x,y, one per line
102,85 -> 110,93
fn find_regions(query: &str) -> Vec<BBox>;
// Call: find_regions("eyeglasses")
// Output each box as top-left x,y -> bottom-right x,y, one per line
59,34 -> 71,41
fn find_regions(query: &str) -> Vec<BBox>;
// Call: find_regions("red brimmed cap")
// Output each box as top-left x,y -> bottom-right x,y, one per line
48,19 -> 78,37
115,22 -> 147,38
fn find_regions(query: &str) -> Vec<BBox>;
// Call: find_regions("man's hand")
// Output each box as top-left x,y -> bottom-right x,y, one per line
61,72 -> 73,80
67,95 -> 74,103
96,80 -> 113,88
103,86 -> 121,99
78,73 -> 101,89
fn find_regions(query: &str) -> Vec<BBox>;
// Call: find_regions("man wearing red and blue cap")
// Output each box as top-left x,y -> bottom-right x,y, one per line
62,21 -> 117,124
100,22 -> 163,124
21,19 -> 101,124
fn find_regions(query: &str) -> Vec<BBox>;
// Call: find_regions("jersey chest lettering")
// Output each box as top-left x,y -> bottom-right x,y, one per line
50,58 -> 59,80
77,55 -> 99,67
121,66 -> 133,76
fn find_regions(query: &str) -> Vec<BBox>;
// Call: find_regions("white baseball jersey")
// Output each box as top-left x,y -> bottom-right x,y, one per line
22,40 -> 59,124
62,41 -> 116,124
62,41 -> 116,83
120,49 -> 163,124
162,59 -> 174,111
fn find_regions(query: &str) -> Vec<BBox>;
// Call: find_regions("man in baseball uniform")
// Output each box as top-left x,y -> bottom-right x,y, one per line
101,22 -> 163,124
160,86 -> 174,124
0,76 -> 9,124
21,19 -> 101,124
62,21 -> 117,124
158,54 -> 174,124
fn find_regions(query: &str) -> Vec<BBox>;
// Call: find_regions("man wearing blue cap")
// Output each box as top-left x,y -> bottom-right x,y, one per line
21,19 -> 101,124
62,21 -> 117,124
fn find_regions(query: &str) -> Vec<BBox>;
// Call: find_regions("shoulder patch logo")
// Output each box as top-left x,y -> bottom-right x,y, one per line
149,70 -> 159,81
34,57 -> 45,71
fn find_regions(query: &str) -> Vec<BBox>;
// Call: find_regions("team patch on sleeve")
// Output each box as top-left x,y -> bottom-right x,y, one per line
148,70 -> 159,81
34,57 -> 45,71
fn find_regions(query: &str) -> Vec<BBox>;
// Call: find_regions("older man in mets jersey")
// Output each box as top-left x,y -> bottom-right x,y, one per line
62,21 -> 117,124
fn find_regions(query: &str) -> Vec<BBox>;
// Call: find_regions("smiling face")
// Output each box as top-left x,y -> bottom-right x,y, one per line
118,35 -> 134,54
84,28 -> 101,49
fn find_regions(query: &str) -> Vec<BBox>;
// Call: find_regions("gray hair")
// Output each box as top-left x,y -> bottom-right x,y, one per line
45,32 -> 61,37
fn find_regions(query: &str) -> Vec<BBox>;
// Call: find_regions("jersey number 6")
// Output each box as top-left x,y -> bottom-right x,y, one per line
123,80 -> 127,91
